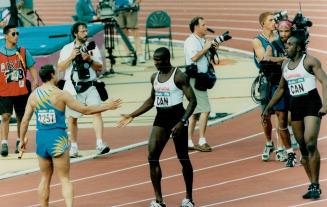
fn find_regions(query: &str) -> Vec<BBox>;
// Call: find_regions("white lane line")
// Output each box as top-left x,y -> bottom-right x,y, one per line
25,136 -> 327,207
291,198 -> 327,207
24,153 -> 262,207
0,130 -> 264,198
202,178 -> 327,206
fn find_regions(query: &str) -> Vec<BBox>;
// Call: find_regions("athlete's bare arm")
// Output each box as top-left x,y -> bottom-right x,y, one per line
252,38 -> 265,61
175,69 -> 197,120
306,56 -> 327,115
61,91 -> 122,115
118,73 -> 156,127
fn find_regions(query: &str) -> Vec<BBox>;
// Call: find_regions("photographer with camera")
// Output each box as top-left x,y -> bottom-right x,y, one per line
261,19 -> 297,167
262,34 -> 327,199
57,22 -> 109,158
183,16 -> 220,152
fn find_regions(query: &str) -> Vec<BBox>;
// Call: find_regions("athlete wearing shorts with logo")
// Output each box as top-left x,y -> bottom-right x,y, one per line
118,47 -> 196,207
34,87 -> 69,158
263,35 -> 327,199
19,64 -> 122,207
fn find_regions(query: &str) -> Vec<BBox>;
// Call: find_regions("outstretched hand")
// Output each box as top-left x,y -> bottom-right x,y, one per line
117,114 -> 134,128
106,99 -> 123,110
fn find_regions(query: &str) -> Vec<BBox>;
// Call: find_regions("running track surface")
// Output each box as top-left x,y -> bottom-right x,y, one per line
35,0 -> 327,68
0,109 -> 326,206
2,0 -> 327,206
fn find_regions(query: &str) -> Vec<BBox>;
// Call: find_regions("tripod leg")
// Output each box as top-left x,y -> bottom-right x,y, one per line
102,20 -> 133,76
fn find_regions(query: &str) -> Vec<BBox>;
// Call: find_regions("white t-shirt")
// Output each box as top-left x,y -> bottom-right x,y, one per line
184,34 -> 209,73
58,41 -> 103,95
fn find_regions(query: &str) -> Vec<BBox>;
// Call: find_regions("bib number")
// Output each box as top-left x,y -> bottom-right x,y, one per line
38,110 -> 56,125
155,92 -> 171,107
288,78 -> 307,96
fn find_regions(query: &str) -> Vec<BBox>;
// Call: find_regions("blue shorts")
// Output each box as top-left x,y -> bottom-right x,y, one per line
271,84 -> 290,112
36,128 -> 70,158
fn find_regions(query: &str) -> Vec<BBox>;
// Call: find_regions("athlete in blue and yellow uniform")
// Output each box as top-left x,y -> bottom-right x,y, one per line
19,64 -> 122,207
34,86 -> 69,158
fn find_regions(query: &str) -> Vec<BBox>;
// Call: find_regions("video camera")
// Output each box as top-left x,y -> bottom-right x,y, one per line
274,10 -> 312,43
72,41 -> 96,80
98,0 -> 115,18
98,0 -> 140,19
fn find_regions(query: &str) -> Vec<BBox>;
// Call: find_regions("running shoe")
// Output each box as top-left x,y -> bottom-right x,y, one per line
303,183 -> 322,199
181,198 -> 194,207
275,148 -> 287,162
149,200 -> 166,207
96,142 -> 110,155
1,143 -> 8,157
261,143 -> 275,161
69,144 -> 79,158
15,140 -> 20,154
194,143 -> 212,152
285,152 -> 297,167
138,55 -> 146,63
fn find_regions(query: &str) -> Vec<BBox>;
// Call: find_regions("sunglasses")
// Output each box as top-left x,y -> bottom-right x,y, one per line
10,32 -> 19,36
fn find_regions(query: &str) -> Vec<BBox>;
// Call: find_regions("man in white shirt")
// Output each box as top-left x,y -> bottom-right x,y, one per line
184,16 -> 218,152
57,22 -> 109,158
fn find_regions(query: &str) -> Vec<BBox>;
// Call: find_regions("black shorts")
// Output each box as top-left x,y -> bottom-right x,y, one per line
0,95 -> 29,117
290,89 -> 322,121
153,103 -> 185,131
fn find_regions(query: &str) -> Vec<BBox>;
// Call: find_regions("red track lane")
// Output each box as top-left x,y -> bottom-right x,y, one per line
0,110 -> 326,206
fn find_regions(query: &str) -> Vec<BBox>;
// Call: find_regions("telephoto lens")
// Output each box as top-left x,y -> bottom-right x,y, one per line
213,31 -> 232,44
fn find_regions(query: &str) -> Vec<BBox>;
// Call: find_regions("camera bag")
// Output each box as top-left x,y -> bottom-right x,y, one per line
194,63 -> 217,91
94,81 -> 108,101
185,63 -> 198,78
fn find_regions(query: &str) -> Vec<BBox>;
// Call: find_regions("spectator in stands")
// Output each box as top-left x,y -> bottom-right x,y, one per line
0,24 -> 38,156
57,22 -> 109,158
115,0 -> 145,63
75,0 -> 99,23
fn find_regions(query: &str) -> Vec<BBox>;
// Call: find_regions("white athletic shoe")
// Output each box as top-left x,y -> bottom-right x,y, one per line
138,55 -> 146,63
149,200 -> 166,207
181,198 -> 194,207
69,145 -> 79,158
96,142 -> 110,155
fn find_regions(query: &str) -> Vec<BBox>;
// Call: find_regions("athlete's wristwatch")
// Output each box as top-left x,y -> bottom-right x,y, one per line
181,118 -> 188,126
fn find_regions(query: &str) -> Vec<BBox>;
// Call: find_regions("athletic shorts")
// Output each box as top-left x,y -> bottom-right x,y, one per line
115,10 -> 138,29
271,84 -> 290,112
65,86 -> 101,118
0,95 -> 29,117
153,103 -> 185,131
290,89 -> 322,121
36,128 -> 69,158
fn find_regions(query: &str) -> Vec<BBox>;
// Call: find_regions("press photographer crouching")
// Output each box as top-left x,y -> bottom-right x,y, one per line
57,22 -> 110,158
